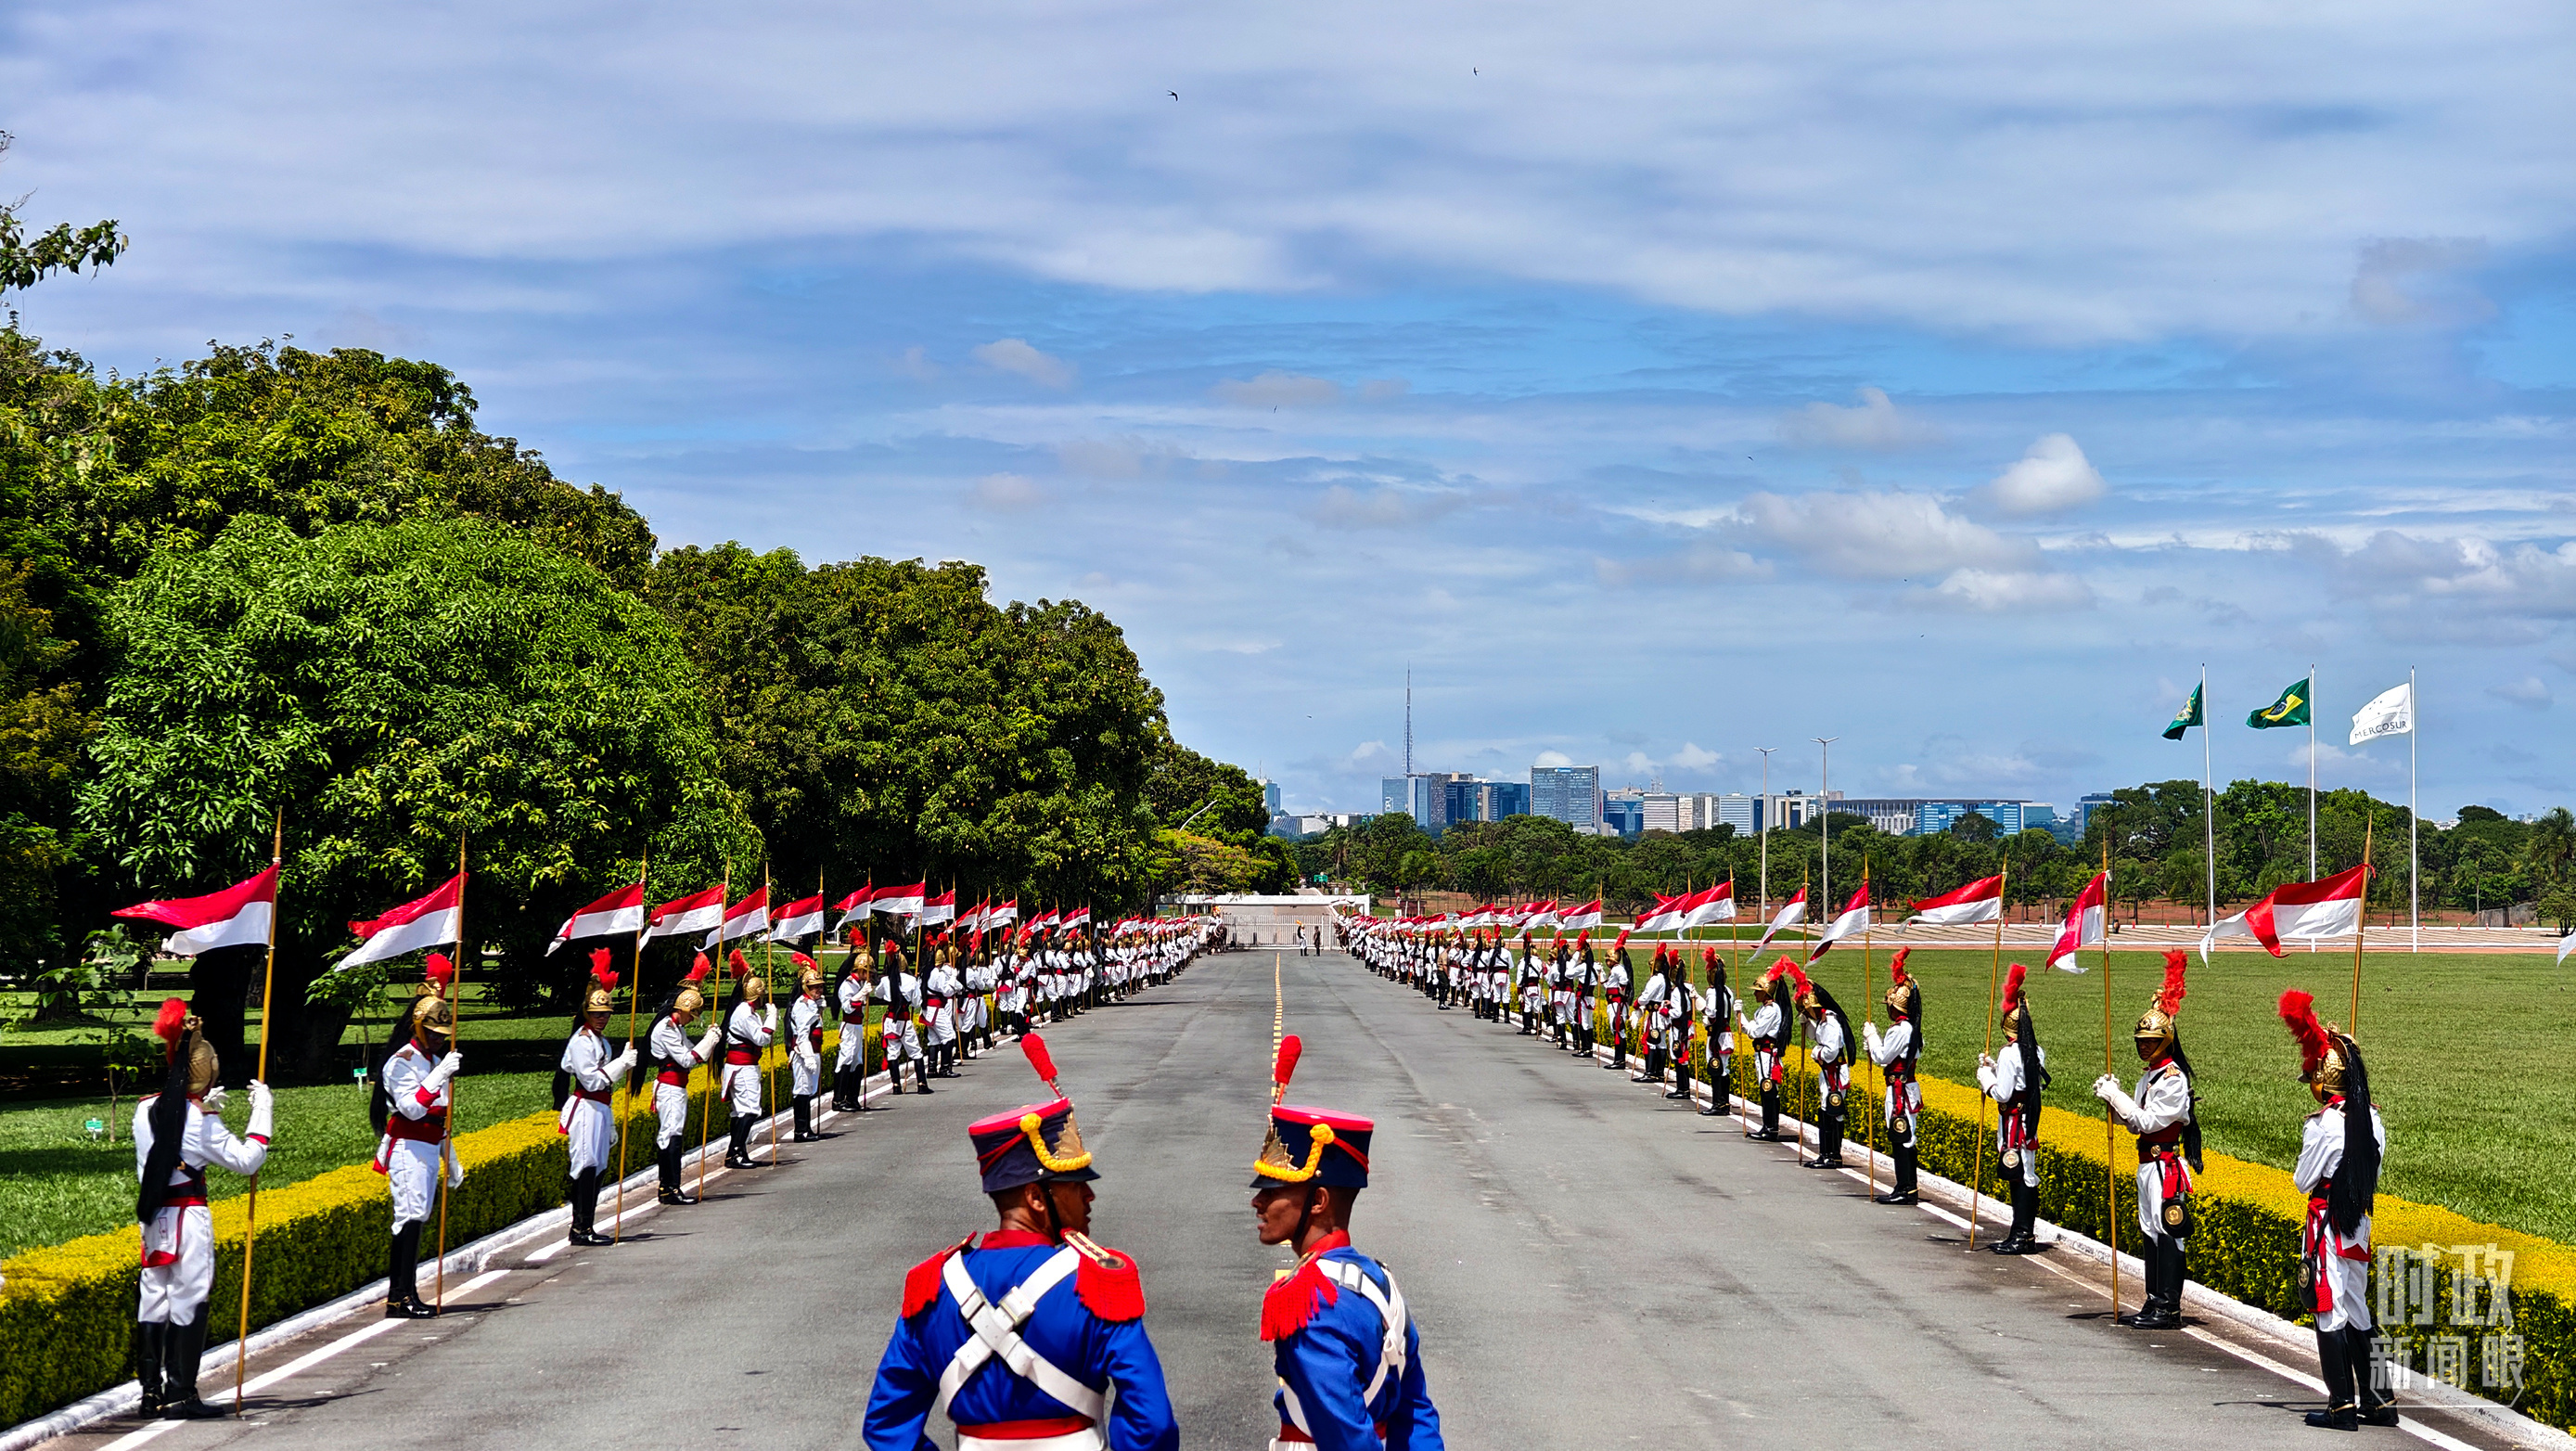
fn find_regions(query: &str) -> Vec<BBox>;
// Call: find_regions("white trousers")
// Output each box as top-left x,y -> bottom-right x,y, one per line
564,1096 -> 615,1175
882,1018 -> 922,1062
791,1049 -> 820,1097
655,1082 -> 692,1148
835,1025 -> 866,1071
137,1204 -> 213,1323
385,1137 -> 442,1231
925,1005 -> 957,1046
722,1060 -> 764,1117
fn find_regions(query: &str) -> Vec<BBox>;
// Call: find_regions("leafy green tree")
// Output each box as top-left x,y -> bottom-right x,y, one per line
77,516 -> 751,1079
2525,806 -> 2576,890
0,133 -> 126,297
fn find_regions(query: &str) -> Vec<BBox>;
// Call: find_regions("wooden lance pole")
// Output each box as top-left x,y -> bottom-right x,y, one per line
696,861 -> 728,1202
2352,816 -> 2374,1034
1860,856 -> 1877,1199
436,828 -> 466,1314
612,851 -> 647,1244
2099,841 -> 2119,1323
232,810 -> 283,1414
1968,859 -> 2006,1252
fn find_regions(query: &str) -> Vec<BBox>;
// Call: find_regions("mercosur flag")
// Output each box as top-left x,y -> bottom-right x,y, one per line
2249,676 -> 2311,729
2350,682 -> 2414,745
2161,683 -> 2204,740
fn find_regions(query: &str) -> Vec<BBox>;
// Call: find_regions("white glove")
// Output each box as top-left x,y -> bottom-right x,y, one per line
761,1004 -> 776,1032
421,1051 -> 463,1093
1978,1052 -> 1995,1071
607,1047 -> 637,1085
697,1025 -> 723,1061
2091,1072 -> 2119,1100
446,1146 -> 466,1189
1862,1022 -> 1883,1056
247,1081 -> 275,1140
199,1085 -> 228,1114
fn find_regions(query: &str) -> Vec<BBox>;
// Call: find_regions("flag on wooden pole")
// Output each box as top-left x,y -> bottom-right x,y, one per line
114,867 -> 278,956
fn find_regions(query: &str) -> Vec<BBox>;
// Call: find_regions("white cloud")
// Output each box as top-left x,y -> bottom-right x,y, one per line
2314,532 -> 2576,639
972,339 -> 1077,389
1532,750 -> 1573,769
1736,490 -> 2038,580
966,472 -> 1048,511
1971,434 -> 2108,516
1671,741 -> 1721,769
2487,674 -> 2553,709
895,345 -> 940,379
1213,371 -> 1343,408
1778,388 -> 1942,451
1621,751 -> 1656,776
1918,569 -> 2096,612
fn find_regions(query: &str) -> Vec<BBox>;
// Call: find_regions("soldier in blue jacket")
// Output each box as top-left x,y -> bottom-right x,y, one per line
1250,1037 -> 1443,1451
865,1036 -> 1178,1451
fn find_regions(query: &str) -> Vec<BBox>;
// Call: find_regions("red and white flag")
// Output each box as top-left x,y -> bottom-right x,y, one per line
546,882 -> 646,955
873,881 -> 928,918
957,899 -> 989,933
1557,898 -> 1604,930
701,886 -> 770,950
2200,865 -> 2366,958
1519,901 -> 1560,930
1026,908 -> 1060,935
831,884 -> 877,932
1060,905 -> 1091,932
646,886 -> 726,941
767,892 -> 826,942
1749,887 -> 1808,956
1680,880 -> 1737,928
340,873 -> 466,970
1908,874 -> 2004,927
2049,872 -> 2108,972
1805,883 -> 1871,961
1635,892 -> 1689,933
917,889 -> 958,927
987,899 -> 1019,928
114,866 -> 278,957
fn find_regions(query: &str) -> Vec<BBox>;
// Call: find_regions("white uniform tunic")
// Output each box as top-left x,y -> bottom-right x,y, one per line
1739,1000 -> 1786,1085
1975,1041 -> 2047,1186
135,1091 -> 269,1322
2099,1059 -> 2193,1240
378,1041 -> 463,1229
835,972 -> 871,1073
557,1026 -> 635,1175
874,970 -> 924,1061
924,964 -> 962,1046
1810,1015 -> 1849,1099
788,992 -> 824,1098
1863,1021 -> 1920,1125
722,999 -> 776,1115
2295,1102 -> 2387,1332
649,1013 -> 724,1148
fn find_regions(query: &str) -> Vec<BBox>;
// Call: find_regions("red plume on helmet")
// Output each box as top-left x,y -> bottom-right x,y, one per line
2278,989 -> 2332,1080
1273,1035 -> 1302,1091
1574,930 -> 1590,950
1021,1033 -> 1061,1092
1785,963 -> 1812,999
1700,944 -> 1718,966
2001,962 -> 2029,1013
1889,946 -> 1911,985
424,953 -> 456,993
1610,927 -> 1632,952
790,951 -> 814,969
2154,948 -> 2189,1019
153,996 -> 191,1059
686,953 -> 712,983
727,948 -> 751,979
589,946 -> 617,988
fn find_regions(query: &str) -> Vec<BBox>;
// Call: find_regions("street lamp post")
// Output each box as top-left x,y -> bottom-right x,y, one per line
1755,746 -> 1776,922
1814,738 -> 1839,915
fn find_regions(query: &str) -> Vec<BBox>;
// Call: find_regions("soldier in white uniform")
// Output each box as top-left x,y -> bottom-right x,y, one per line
1974,963 -> 2048,1253
720,952 -> 777,1169
874,943 -> 931,1094
2279,990 -> 2393,1430
1737,962 -> 1792,1140
376,982 -> 464,1317
1693,950 -> 1734,1116
557,951 -> 637,1245
924,943 -> 964,1077
2094,949 -> 2200,1330
647,957 -> 723,1204
833,948 -> 874,1112
1795,970 -> 1854,1170
1861,949 -> 1922,1205
134,1000 -> 273,1419
787,956 -> 826,1141
1631,946 -> 1674,1085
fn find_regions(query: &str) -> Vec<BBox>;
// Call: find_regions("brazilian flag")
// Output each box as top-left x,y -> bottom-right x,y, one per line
2162,683 -> 2204,740
2249,677 -> 2311,729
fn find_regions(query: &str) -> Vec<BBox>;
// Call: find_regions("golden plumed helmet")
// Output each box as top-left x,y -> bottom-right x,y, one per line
793,951 -> 824,993
1883,948 -> 1921,1021
415,993 -> 456,1047
674,953 -> 713,1018
415,952 -> 457,1003
2278,990 -> 2352,1097
152,998 -> 220,1096
2134,949 -> 2189,1053
1998,962 -> 2029,1040
849,946 -> 876,976
729,948 -> 765,1003
583,947 -> 620,1015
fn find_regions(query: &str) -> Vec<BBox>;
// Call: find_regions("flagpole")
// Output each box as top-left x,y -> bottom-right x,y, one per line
232,809 -> 284,1414
1756,747 -> 1775,931
612,851 -> 647,1244
698,859 -> 728,1202
2308,661 -> 2318,953
1967,858 -> 2004,1252
436,828 -> 466,1315
763,859 -> 778,1163
1860,855 -> 1876,1201
2354,816 -> 2373,1034
2409,666 -> 2419,955
2201,665 -> 2215,935
2098,838 -> 2119,1323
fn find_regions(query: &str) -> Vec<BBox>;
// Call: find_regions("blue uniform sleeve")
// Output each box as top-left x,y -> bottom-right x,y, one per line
863,1314 -> 942,1451
1097,1317 -> 1180,1451
1386,1315 -> 1443,1450
1276,1315 -> 1380,1451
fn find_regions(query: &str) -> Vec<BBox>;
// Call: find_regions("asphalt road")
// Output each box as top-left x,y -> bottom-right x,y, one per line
45,949 -> 2541,1451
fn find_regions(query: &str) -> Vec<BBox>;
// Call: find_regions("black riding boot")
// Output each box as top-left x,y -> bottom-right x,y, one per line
1752,1085 -> 1782,1138
793,1095 -> 817,1140
659,1140 -> 697,1204
1807,1105 -> 1846,1168
2349,1324 -> 2398,1424
135,1319 -> 167,1419
2306,1326 -> 2358,1429
160,1308 -> 228,1419
1669,1059 -> 1693,1100
1877,1142 -> 1919,1203
724,1114 -> 755,1169
387,1221 -> 436,1316
569,1167 -> 603,1243
914,1057 -> 933,1094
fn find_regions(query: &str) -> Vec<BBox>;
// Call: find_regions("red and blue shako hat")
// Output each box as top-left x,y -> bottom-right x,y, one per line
1250,1035 -> 1374,1190
968,1034 -> 1099,1193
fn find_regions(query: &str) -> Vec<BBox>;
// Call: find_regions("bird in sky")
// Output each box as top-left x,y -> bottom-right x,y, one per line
1169,91 -> 1179,100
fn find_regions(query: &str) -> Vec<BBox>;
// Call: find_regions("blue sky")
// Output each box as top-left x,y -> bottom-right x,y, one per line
6,0 -> 2571,818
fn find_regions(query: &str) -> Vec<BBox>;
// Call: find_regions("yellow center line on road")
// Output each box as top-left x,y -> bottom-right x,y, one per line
1272,952 -> 1285,1058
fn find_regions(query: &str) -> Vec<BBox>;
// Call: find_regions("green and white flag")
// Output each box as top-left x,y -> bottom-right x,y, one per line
2249,676 -> 2311,729
2162,683 -> 2204,740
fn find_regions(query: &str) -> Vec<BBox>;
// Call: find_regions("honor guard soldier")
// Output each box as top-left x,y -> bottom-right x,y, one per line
1794,969 -> 1854,1170
865,1034 -> 1178,1451
1737,960 -> 1793,1140
788,954 -> 827,1141
648,955 -> 723,1204
1601,931 -> 1634,1071
1251,1037 -> 1444,1451
374,956 -> 463,1317
1632,945 -> 1673,1087
720,950 -> 776,1169
557,951 -> 638,1245
134,1000 -> 273,1419
2092,949 -> 2200,1329
876,940 -> 932,1094
1973,964 -> 2047,1253
1695,949 -> 1734,1116
2280,991 -> 2393,1430
1517,933 -> 1543,1034
926,942 -> 965,1076
834,948 -> 875,1112
1862,949 -> 1922,1204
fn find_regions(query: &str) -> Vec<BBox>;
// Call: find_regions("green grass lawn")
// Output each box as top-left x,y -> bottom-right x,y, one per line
1730,944 -> 2576,1244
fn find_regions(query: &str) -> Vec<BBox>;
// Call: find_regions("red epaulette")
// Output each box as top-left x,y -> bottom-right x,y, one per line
1065,1232 -> 1146,1322
902,1235 -> 975,1318
1259,1255 -> 1339,1342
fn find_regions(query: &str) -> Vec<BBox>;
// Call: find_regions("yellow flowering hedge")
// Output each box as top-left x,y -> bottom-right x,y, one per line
1716,1044 -> 2572,1430
0,1034 -> 839,1428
